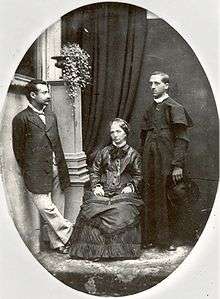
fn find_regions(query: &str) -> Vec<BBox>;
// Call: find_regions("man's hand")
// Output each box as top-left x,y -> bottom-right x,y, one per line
172,166 -> 183,184
93,185 -> 105,196
121,186 -> 133,194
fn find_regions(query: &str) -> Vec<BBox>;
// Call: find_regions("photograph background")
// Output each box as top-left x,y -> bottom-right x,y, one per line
0,0 -> 219,298
60,2 -> 218,219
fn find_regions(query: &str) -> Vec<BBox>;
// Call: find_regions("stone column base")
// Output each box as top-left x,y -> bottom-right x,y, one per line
64,152 -> 89,223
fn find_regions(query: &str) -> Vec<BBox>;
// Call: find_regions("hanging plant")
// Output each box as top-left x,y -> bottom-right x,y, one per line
59,42 -> 91,101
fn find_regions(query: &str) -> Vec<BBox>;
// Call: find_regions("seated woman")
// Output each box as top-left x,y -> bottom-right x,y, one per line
69,118 -> 143,261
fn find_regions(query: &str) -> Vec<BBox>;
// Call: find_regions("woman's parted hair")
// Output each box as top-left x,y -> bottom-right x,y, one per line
109,118 -> 130,136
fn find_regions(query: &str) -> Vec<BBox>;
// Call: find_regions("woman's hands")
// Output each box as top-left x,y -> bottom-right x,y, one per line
93,184 -> 134,196
121,185 -> 133,194
93,185 -> 105,196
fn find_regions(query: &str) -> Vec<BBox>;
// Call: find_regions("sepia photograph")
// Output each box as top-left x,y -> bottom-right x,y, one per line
0,0 -> 219,298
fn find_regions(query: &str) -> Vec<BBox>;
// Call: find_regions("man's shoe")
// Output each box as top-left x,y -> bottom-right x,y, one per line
56,245 -> 70,254
167,245 -> 176,251
90,257 -> 101,262
142,243 -> 154,249
147,243 -> 155,248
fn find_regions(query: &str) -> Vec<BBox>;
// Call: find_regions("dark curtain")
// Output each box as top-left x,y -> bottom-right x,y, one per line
62,3 -> 148,158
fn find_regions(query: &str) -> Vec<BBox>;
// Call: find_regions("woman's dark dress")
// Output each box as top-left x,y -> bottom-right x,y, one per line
69,144 -> 143,260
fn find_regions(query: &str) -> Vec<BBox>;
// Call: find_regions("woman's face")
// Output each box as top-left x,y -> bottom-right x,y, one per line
110,122 -> 127,146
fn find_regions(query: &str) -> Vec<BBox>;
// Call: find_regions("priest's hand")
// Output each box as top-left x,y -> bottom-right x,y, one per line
172,166 -> 183,184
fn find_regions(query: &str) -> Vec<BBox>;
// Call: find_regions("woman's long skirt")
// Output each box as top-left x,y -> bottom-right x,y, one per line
69,191 -> 143,260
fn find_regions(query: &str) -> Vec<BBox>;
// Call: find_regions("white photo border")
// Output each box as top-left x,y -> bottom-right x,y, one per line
0,1 -> 219,298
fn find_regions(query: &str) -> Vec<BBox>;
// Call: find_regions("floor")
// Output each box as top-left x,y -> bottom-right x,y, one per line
36,245 -> 192,296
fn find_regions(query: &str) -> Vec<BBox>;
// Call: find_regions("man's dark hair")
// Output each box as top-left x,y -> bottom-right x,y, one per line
150,71 -> 170,84
25,79 -> 48,101
109,118 -> 130,136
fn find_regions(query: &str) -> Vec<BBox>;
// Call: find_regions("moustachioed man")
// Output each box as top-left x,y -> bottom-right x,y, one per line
12,79 -> 73,254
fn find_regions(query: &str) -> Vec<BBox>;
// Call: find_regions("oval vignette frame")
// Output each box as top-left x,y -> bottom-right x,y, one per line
0,0 -> 218,299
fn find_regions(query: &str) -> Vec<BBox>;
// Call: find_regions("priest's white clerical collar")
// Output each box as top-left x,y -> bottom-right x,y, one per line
112,141 -> 127,148
28,103 -> 46,114
154,93 -> 169,103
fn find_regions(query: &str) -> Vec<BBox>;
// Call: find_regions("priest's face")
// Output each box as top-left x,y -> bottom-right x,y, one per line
149,74 -> 169,98
110,122 -> 127,146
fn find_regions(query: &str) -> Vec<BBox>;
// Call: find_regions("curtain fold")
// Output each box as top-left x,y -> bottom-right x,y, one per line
62,3 -> 148,159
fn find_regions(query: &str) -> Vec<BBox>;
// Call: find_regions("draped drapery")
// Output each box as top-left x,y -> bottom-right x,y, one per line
62,3 -> 148,159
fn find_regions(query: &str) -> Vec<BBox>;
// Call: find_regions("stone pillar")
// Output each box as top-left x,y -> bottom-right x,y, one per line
37,19 -> 89,224
49,81 -> 89,223
36,20 -> 62,81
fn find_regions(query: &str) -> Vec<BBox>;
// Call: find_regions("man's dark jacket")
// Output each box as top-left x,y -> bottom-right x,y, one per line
12,106 -> 70,194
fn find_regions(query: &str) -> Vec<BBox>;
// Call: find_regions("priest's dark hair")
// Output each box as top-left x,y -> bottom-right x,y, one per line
150,71 -> 170,84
